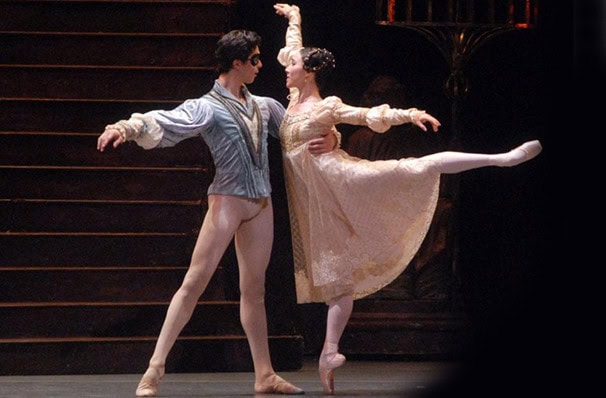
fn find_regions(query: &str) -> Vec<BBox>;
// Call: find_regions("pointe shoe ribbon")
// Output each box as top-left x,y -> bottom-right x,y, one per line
136,367 -> 163,397
254,374 -> 304,395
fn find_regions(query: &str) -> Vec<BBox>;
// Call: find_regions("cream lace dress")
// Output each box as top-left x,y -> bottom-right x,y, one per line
278,7 -> 440,304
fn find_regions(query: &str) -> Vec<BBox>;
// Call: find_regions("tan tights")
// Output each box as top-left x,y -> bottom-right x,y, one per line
146,194 -> 277,385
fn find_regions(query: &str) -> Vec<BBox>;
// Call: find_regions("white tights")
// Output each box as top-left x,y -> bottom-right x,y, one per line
424,140 -> 541,174
322,295 -> 354,356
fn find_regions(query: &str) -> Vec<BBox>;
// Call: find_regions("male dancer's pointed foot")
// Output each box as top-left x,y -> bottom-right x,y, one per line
319,352 -> 346,395
502,140 -> 543,166
254,374 -> 304,395
135,366 -> 164,397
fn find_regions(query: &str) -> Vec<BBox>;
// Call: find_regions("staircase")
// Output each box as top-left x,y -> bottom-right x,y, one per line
0,0 -> 303,375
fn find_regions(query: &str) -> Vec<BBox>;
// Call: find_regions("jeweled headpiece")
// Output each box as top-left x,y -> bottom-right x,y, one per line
302,47 -> 336,73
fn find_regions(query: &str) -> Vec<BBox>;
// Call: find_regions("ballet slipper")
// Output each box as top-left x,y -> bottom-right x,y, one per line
254,374 -> 304,395
319,351 -> 346,395
135,366 -> 164,397
501,140 -> 543,167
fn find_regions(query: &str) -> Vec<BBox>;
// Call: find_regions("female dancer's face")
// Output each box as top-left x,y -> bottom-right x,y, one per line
285,51 -> 307,89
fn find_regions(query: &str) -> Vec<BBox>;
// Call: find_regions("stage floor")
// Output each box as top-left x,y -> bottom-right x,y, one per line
0,358 -> 462,398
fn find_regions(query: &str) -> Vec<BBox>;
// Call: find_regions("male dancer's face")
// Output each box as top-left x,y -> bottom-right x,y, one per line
241,46 -> 262,84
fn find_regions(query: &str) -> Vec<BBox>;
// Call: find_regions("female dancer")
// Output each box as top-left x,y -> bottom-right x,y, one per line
273,3 -> 542,395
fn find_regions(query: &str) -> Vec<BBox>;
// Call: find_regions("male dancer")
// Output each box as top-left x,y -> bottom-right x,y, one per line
97,29 -> 335,396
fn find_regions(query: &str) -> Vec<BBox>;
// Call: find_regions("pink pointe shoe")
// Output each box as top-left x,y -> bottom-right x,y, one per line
254,374 -> 304,395
319,351 -> 346,395
505,140 -> 543,166
136,366 -> 164,397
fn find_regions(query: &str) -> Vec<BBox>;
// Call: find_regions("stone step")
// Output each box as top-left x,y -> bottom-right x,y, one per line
0,233 -> 198,266
0,302 -> 244,338
0,166 -> 209,201
0,32 -> 217,67
0,336 -> 304,375
0,65 -> 215,101
0,300 -> 300,339
0,266 -> 229,302
0,132 -> 210,168
0,0 -> 232,34
0,199 -> 204,233
0,99 -> 182,133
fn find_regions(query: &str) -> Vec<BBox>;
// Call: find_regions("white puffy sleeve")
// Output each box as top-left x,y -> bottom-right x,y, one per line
277,5 -> 302,67
103,112 -> 163,150
313,96 -> 424,133
276,5 -> 302,104
129,113 -> 163,149
108,99 -> 213,149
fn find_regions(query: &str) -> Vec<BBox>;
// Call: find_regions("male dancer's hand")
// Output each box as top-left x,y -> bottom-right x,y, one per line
308,128 -> 338,155
97,128 -> 125,152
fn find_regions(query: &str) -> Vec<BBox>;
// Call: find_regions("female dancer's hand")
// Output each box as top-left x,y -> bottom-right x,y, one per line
274,3 -> 298,19
413,111 -> 441,133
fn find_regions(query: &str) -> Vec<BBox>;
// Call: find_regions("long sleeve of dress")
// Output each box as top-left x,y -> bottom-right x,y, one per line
314,96 -> 421,133
277,5 -> 302,67
277,5 -> 303,103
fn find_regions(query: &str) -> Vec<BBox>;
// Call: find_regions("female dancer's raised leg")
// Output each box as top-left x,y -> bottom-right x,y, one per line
420,141 -> 543,174
424,140 -> 542,174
